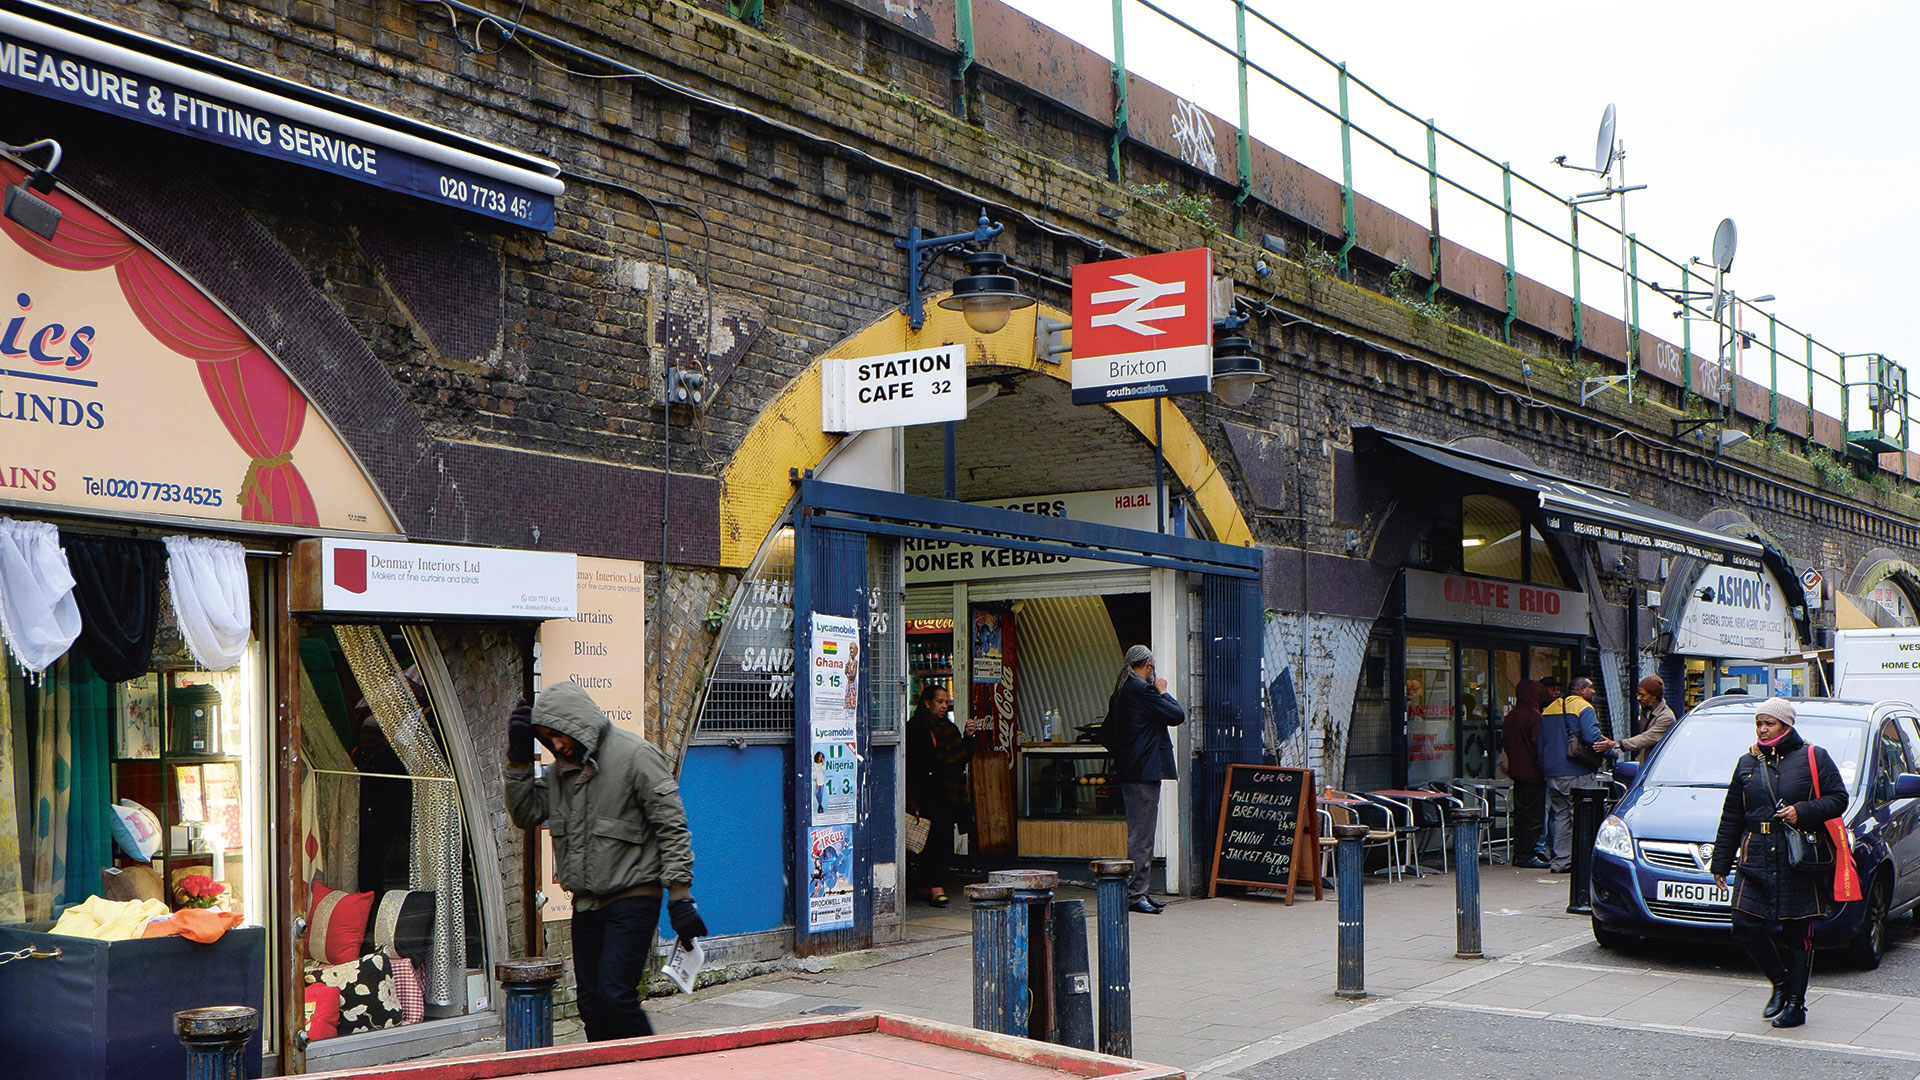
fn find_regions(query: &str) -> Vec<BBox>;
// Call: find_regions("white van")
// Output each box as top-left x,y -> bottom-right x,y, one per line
1833,628 -> 1920,701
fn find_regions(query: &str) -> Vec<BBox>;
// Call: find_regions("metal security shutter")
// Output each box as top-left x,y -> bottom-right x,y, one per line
965,570 -> 1151,602
1193,573 -> 1265,869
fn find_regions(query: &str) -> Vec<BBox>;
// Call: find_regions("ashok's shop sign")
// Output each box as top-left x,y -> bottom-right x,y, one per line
820,345 -> 967,432
1070,248 -> 1213,404
0,164 -> 398,534
294,538 -> 577,619
1404,569 -> 1590,637
0,13 -> 559,230
903,487 -> 1160,584
1671,568 -> 1798,660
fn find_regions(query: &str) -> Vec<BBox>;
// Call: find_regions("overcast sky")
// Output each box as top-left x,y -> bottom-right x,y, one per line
999,0 -> 1918,418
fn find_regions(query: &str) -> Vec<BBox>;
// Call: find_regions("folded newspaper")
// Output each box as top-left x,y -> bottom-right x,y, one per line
663,938 -> 706,994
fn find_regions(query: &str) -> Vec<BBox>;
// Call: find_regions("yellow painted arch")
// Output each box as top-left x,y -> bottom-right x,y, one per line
717,301 -> 1253,567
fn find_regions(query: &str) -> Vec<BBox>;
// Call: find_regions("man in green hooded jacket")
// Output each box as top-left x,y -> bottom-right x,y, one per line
506,680 -> 704,1040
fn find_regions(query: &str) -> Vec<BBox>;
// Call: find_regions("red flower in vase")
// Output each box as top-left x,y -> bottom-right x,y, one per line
176,874 -> 226,909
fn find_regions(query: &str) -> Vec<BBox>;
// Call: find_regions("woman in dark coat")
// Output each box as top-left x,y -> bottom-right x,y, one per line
905,682 -> 971,907
1710,697 -> 1847,1028
1500,679 -> 1548,868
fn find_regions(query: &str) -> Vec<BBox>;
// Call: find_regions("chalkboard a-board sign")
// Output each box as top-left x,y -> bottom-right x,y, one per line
1207,765 -> 1321,903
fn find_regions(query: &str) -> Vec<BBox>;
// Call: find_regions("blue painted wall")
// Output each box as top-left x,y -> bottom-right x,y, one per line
679,744 -> 791,935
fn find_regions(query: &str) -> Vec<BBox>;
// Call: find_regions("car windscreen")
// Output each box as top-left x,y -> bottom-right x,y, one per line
1642,712 -> 1866,794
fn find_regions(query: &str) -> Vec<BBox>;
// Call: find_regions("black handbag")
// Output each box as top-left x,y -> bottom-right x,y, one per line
1785,826 -> 1834,871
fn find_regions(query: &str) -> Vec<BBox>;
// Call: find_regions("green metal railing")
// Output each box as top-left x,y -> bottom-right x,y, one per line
1062,0 -> 1909,466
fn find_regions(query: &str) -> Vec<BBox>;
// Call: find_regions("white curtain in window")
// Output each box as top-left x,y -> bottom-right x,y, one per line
0,517 -> 80,676
334,625 -> 466,1008
164,536 -> 251,671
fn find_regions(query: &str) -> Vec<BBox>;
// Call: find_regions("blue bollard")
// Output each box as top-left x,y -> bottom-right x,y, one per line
990,868 -> 1057,1042
1450,808 -> 1484,959
497,956 -> 565,1051
1091,858 -> 1133,1057
175,1006 -> 256,1080
968,883 -> 1027,1036
1333,823 -> 1368,999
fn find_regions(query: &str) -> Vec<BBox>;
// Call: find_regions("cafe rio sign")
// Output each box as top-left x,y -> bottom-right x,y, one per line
1404,568 -> 1590,638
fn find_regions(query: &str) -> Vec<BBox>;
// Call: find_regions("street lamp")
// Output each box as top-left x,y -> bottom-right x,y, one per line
897,210 -> 1032,333
2,138 -> 63,241
1210,315 -> 1271,406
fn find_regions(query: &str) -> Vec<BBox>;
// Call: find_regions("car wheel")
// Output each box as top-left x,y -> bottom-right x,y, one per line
1591,917 -> 1638,951
1846,880 -> 1891,970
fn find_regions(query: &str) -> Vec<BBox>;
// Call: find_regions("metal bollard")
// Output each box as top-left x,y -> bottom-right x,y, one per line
968,883 -> 1028,1036
990,868 -> 1058,1043
1050,898 -> 1096,1051
1567,787 -> 1608,915
1333,823 -> 1369,999
1450,809 -> 1484,959
497,956 -> 566,1051
1091,858 -> 1133,1058
175,1006 -> 256,1080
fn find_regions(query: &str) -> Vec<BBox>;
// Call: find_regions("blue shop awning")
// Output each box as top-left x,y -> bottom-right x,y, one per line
1356,427 -> 1765,570
0,0 -> 561,230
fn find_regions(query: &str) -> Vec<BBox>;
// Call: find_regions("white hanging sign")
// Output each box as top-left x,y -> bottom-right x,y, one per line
820,345 -> 967,432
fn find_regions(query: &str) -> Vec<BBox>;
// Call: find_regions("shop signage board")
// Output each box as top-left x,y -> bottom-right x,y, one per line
293,537 -> 576,619
1208,765 -> 1320,904
820,345 -> 967,432
1672,567 -> 1799,659
539,556 -> 648,737
903,487 -> 1159,584
808,613 -> 859,827
1403,569 -> 1590,637
0,12 -> 559,230
1070,247 -> 1213,404
0,168 -> 399,534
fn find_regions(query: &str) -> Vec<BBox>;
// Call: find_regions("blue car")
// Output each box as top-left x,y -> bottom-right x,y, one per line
1590,696 -> 1920,968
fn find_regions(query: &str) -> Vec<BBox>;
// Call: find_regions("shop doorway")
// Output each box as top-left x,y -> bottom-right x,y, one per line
1402,636 -> 1573,786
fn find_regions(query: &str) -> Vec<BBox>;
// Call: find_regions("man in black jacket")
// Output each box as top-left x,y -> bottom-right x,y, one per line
1106,644 -> 1185,914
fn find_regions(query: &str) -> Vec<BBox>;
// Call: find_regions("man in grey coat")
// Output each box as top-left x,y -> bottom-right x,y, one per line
506,680 -> 706,1041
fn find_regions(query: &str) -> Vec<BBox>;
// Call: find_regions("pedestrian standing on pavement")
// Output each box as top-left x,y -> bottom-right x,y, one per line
1538,676 -> 1610,873
1596,676 -> 1677,763
905,682 -> 971,907
1106,644 -> 1185,914
506,681 -> 705,1041
1711,697 -> 1847,1029
1500,679 -> 1549,868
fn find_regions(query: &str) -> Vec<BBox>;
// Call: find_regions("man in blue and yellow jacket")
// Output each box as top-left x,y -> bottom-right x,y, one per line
1538,676 -> 1613,872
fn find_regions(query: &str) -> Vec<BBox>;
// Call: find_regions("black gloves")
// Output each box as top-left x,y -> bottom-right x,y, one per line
507,702 -> 534,763
667,897 -> 708,946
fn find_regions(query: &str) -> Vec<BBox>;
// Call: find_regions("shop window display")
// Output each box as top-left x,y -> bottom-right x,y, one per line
296,624 -> 485,1040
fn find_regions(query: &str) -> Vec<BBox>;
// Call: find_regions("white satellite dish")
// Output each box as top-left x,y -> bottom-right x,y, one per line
1595,103 -> 1618,174
1712,218 -> 1738,273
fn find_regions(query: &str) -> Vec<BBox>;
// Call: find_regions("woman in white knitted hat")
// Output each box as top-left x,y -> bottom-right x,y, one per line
1709,697 -> 1847,1028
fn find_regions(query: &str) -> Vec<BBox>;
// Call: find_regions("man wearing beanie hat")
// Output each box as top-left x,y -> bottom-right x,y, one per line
1104,644 -> 1185,913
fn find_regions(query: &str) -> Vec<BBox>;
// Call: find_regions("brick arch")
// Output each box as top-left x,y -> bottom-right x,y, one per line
716,301 -> 1253,567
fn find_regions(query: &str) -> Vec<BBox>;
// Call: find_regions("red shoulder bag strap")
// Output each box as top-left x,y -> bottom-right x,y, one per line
1808,744 -> 1819,798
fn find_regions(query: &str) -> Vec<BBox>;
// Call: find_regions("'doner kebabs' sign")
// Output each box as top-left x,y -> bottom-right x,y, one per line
821,344 -> 967,432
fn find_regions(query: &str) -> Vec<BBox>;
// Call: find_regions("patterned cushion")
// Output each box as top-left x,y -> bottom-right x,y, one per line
313,952 -> 404,1036
108,800 -> 162,862
388,954 -> 425,1025
366,889 -> 435,970
308,881 -> 376,964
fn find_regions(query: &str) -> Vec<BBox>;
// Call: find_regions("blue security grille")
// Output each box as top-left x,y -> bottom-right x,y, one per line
1195,573 -> 1265,869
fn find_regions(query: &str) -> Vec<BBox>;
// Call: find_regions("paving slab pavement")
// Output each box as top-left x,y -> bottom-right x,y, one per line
643,865 -> 1920,1078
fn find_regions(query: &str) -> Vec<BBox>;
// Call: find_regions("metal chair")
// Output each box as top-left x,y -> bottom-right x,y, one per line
1323,800 -> 1402,883
1359,793 -> 1426,878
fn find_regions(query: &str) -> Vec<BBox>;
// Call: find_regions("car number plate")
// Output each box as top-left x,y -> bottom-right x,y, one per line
1657,880 -> 1731,906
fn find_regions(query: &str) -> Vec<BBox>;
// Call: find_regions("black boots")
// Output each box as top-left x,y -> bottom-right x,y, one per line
1745,940 -> 1789,1019
1771,949 -> 1811,1028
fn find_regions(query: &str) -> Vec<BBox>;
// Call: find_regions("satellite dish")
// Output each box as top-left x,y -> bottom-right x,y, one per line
1594,103 -> 1618,174
1712,218 -> 1738,273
